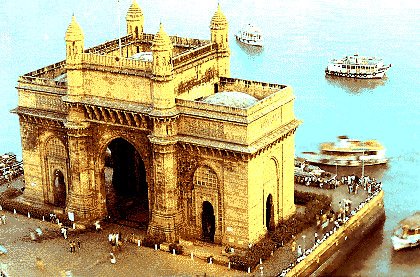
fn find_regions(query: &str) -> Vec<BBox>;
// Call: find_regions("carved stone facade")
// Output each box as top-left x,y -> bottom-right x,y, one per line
12,2 -> 300,247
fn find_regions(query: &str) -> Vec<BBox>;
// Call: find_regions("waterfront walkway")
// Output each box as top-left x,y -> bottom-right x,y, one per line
0,176 -> 374,276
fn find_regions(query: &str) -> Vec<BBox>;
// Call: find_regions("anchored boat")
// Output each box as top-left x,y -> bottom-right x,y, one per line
325,54 -> 391,79
392,212 -> 420,251
235,23 -> 264,47
301,136 -> 389,167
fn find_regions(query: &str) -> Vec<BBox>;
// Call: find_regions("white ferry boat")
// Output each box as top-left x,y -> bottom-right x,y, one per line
301,136 -> 388,167
325,54 -> 391,79
392,212 -> 420,251
235,23 -> 264,47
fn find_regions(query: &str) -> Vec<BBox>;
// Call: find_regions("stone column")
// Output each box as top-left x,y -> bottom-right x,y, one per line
64,107 -> 98,223
148,137 -> 179,242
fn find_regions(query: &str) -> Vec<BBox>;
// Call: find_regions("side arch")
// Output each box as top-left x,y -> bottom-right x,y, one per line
192,164 -> 222,243
41,134 -> 69,207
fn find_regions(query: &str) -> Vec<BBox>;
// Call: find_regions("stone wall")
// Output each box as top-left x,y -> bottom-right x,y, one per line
285,190 -> 385,276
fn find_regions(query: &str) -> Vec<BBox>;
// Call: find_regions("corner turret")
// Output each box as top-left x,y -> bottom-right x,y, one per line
151,23 -> 175,111
126,0 -> 144,39
210,4 -> 230,77
65,16 -> 84,64
210,4 -> 229,50
152,23 -> 173,78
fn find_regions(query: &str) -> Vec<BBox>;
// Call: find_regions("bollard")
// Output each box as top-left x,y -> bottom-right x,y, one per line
155,244 -> 157,250
260,258 -> 262,264
209,257 -> 212,264
248,267 -> 251,273
172,249 -> 175,255
42,216 -> 45,221
73,223 -> 75,229
13,209 -> 16,214
28,212 -> 30,218
191,253 -> 193,260
228,262 -> 231,270
138,240 -> 141,247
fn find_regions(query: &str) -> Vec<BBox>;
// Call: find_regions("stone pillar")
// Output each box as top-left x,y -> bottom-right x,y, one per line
64,106 -> 98,222
148,137 -> 179,242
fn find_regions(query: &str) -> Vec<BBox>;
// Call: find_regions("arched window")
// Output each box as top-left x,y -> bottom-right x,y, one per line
194,166 -> 217,188
47,137 -> 66,159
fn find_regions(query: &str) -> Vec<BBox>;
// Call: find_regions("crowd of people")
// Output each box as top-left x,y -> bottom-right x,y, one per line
279,176 -> 383,276
295,174 -> 339,189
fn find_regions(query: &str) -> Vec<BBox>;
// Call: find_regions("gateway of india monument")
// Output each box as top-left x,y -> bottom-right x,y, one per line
12,1 -> 300,248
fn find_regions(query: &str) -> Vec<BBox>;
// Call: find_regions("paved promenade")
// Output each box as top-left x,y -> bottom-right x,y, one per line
0,176 -> 372,276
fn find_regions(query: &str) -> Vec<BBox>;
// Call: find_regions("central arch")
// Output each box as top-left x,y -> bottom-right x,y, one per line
104,138 -> 148,227
202,201 -> 215,242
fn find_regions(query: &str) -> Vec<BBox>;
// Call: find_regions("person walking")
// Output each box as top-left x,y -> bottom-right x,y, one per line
61,227 -> 68,240
110,253 -> 116,264
1,213 -> 5,225
77,239 -> 81,250
291,239 -> 296,252
297,245 -> 302,257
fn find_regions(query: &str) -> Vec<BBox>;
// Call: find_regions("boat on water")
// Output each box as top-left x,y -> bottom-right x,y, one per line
301,136 -> 389,167
294,158 -> 337,182
325,54 -> 391,79
235,23 -> 264,47
391,212 -> 420,251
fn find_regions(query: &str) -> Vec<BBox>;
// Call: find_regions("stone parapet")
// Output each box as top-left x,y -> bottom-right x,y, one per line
75,53 -> 153,74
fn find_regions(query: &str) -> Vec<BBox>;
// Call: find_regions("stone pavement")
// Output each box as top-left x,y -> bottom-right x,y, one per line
0,175 -> 371,276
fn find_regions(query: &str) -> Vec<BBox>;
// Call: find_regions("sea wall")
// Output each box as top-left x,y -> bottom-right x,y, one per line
285,190 -> 385,276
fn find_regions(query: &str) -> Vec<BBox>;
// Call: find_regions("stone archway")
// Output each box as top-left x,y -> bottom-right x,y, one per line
202,201 -> 215,242
104,138 -> 148,227
53,169 -> 66,207
266,194 -> 274,231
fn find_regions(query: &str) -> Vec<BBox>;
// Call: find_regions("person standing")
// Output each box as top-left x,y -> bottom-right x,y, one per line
77,239 -> 81,250
314,232 -> 318,244
297,245 -> 302,257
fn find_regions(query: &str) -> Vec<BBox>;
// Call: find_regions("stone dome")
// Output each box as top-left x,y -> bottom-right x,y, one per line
126,0 -> 143,20
152,23 -> 173,51
210,4 -> 228,30
65,16 -> 84,41
202,91 -> 258,108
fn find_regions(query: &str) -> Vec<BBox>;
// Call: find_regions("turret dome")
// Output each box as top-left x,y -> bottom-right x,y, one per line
65,16 -> 84,41
210,4 -> 228,30
126,0 -> 143,20
152,23 -> 173,51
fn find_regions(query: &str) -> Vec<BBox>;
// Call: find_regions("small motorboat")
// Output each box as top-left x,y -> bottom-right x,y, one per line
391,212 -> 420,251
